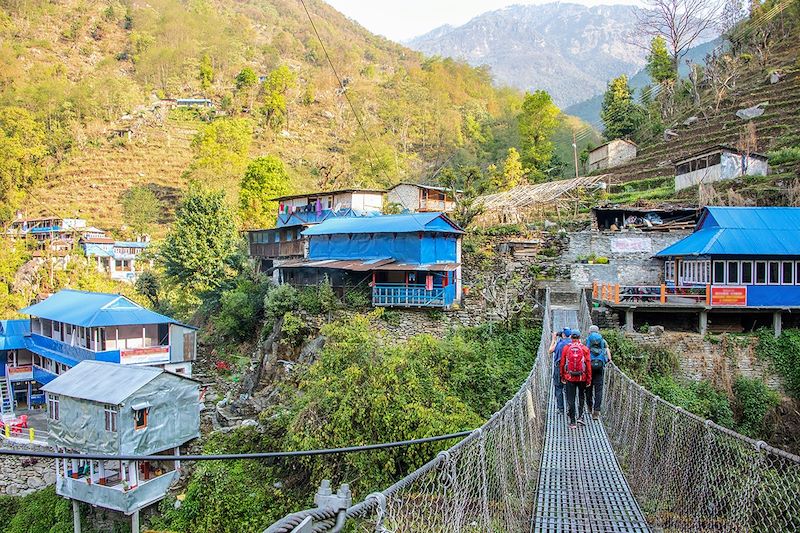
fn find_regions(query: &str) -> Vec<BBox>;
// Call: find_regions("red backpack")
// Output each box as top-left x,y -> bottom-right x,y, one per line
565,343 -> 587,380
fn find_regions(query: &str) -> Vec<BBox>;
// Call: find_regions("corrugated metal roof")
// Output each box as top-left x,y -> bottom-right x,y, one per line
41,361 -> 164,404
280,258 -> 395,271
271,189 -> 387,202
302,213 -> 464,236
656,207 -> 800,257
19,289 -> 194,328
0,319 -> 30,351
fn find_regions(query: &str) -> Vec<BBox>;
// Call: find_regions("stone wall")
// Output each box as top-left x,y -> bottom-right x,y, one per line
0,440 -> 55,496
565,230 -> 691,287
624,330 -> 782,391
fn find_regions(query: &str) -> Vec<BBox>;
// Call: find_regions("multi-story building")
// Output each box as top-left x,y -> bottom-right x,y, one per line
0,290 -> 197,414
42,360 -> 200,529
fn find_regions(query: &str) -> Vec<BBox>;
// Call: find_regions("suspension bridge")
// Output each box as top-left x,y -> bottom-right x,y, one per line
266,290 -> 800,532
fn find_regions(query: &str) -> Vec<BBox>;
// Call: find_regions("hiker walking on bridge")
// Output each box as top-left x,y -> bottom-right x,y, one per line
560,329 -> 592,429
585,325 -> 611,420
548,328 -> 572,414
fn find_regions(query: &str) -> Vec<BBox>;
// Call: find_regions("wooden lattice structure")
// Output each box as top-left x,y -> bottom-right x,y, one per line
472,174 -> 609,226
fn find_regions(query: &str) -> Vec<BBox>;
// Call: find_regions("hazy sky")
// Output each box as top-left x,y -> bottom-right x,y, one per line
326,0 -> 642,42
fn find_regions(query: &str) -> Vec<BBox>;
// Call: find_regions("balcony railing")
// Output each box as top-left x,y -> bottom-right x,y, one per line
372,284 -> 447,308
593,282 -> 710,306
249,240 -> 305,258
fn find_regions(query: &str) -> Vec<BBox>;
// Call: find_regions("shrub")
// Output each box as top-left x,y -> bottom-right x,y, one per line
733,376 -> 779,438
344,287 -> 371,309
280,311 -> 308,346
767,146 -> 800,166
214,277 -> 270,341
757,328 -> 800,399
2,486 -> 73,533
264,284 -> 299,325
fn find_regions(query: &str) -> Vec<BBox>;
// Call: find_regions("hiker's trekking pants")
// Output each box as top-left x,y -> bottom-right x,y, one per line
552,369 -> 564,411
564,381 -> 588,424
586,365 -> 605,412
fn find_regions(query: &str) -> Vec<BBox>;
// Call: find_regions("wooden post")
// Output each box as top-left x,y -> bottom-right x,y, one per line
592,281 -> 598,298
705,284 -> 711,306
614,284 -> 620,304
660,284 -> 666,304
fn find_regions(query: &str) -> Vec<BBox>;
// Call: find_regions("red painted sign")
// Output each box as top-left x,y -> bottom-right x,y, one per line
120,345 -> 170,364
7,365 -> 33,381
711,286 -> 747,306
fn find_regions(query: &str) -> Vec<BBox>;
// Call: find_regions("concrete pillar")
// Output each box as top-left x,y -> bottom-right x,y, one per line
773,311 -> 782,338
131,509 -> 140,533
699,311 -> 708,335
625,309 -> 634,333
72,500 -> 81,533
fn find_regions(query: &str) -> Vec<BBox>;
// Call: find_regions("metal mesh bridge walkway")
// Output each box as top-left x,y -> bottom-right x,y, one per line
532,307 -> 648,532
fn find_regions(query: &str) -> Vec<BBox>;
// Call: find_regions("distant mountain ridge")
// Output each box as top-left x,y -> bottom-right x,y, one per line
408,2 -> 650,108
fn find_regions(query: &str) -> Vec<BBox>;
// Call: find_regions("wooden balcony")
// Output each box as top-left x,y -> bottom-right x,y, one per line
373,284 -> 448,308
249,240 -> 305,259
593,281 -> 709,308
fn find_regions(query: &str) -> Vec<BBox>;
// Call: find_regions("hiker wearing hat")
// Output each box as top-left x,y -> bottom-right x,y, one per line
585,325 -> 611,420
559,329 -> 592,429
548,327 -> 572,414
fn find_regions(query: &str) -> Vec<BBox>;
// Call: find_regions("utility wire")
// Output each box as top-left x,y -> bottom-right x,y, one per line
299,0 -> 389,186
0,430 -> 472,462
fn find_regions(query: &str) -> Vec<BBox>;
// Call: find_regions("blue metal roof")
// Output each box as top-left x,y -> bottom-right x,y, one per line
82,243 -> 114,257
0,319 -> 30,351
656,207 -> 800,257
19,290 -> 194,328
302,213 -> 464,236
114,241 -> 149,248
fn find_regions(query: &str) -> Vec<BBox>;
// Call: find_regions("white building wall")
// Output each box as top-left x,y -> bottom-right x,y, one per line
675,153 -> 769,191
607,141 -> 637,167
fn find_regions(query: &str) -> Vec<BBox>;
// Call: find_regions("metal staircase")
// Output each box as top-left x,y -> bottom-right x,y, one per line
0,376 -> 14,416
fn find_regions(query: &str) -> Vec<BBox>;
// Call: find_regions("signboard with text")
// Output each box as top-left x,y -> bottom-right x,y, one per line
7,365 -> 33,381
610,237 -> 652,253
711,286 -> 747,306
120,346 -> 170,365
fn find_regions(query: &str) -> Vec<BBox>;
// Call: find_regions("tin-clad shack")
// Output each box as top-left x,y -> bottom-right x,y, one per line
674,145 -> 768,191
42,361 -> 200,516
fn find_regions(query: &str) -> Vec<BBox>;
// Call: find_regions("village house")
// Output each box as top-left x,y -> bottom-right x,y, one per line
42,361 -> 200,529
674,145 -> 769,191
387,183 -> 457,213
0,290 -> 197,416
593,206 -> 800,335
278,212 -> 464,309
247,189 -> 384,273
587,139 -> 637,172
81,238 -> 152,282
6,216 -> 106,248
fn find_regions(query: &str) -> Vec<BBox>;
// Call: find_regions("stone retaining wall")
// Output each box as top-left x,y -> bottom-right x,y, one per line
0,440 -> 55,496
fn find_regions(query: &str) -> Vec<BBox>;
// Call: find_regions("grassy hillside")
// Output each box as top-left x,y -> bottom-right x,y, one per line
599,13 -> 800,205
0,0 -> 597,234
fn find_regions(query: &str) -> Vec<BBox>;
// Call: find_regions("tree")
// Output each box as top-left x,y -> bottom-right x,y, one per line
121,186 -> 160,237
635,0 -> 722,69
159,187 -> 241,296
438,166 -> 485,228
261,65 -> 296,129
0,107 -> 46,224
647,36 -> 676,83
517,91 -> 559,182
601,75 -> 644,140
189,118 -> 253,187
239,156 -> 291,228
199,54 -> 214,91
235,67 -> 257,91
491,147 -> 526,191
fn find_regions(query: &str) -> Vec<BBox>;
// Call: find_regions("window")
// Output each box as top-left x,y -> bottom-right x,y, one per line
797,262 -> 800,285
755,261 -> 767,284
769,261 -> 780,284
664,261 -> 675,282
48,395 -> 59,421
742,262 -> 753,284
713,261 -> 726,284
783,262 -> 794,285
104,405 -> 118,432
134,408 -> 148,430
727,261 -> 739,285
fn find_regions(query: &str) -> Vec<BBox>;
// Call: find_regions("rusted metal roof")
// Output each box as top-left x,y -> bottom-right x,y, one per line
278,258 -> 459,272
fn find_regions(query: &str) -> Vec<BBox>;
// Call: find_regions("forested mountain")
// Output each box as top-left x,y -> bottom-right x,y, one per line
0,0 -> 596,232
408,2 -> 652,108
